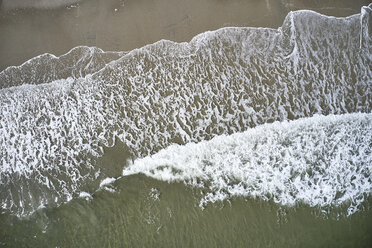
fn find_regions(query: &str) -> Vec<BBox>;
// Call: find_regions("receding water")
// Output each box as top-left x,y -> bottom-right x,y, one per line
0,1 -> 372,247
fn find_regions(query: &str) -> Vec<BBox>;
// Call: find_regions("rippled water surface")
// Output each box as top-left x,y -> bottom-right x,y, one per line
0,1 -> 371,247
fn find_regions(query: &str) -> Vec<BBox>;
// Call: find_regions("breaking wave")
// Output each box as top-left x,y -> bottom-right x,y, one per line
123,113 -> 372,216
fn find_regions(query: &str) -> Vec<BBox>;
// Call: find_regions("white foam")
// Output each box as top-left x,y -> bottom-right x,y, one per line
0,46 -> 126,89
79,192 -> 93,200
1,0 -> 81,10
0,7 -> 371,217
123,113 -> 372,216
99,177 -> 116,188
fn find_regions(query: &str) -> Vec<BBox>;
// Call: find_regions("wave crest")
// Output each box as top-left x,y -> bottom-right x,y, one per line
124,113 -> 372,216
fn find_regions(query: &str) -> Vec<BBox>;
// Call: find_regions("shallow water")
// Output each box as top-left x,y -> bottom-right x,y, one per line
1,175 -> 372,247
0,1 -> 372,247
1,5 -> 371,216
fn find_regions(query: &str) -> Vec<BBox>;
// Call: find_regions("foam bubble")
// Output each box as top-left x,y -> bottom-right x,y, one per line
99,177 -> 116,188
79,191 -> 92,200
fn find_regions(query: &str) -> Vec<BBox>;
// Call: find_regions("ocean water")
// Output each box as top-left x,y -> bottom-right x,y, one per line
0,3 -> 372,247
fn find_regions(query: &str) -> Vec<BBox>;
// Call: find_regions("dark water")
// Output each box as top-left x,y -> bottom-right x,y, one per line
1,175 -> 372,247
0,1 -> 372,247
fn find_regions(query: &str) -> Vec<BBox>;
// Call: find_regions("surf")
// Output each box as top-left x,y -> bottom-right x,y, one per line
0,5 -> 371,217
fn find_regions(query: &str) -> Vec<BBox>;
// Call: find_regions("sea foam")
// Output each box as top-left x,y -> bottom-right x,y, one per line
0,6 -> 371,216
123,113 -> 372,216
1,0 -> 81,10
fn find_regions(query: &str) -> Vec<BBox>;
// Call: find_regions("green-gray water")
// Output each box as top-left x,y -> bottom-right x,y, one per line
1,174 -> 372,247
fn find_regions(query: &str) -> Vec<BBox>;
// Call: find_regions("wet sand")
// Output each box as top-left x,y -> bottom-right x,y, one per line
0,0 -> 369,71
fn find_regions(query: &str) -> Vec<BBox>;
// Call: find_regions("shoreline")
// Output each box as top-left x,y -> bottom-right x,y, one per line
0,0 -> 367,71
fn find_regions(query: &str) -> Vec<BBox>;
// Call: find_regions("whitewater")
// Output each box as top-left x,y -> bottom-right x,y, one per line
124,113 -> 372,216
0,5 -> 371,217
